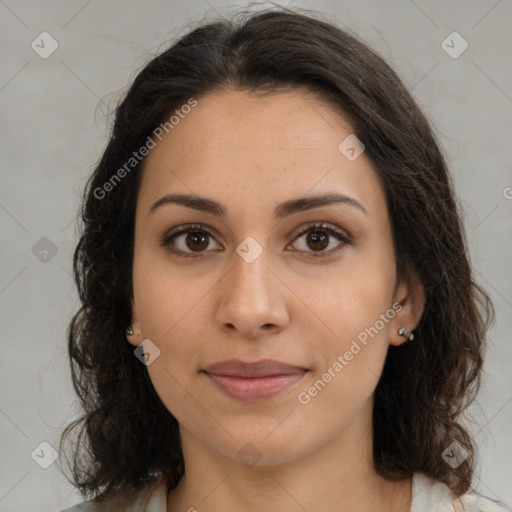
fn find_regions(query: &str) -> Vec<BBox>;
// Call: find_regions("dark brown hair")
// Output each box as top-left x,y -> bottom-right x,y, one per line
59,4 -> 494,504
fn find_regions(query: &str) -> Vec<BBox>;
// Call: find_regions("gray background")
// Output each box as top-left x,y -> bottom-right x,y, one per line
1,1 -> 511,511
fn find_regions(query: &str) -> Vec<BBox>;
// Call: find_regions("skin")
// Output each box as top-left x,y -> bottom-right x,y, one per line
127,87 -> 424,512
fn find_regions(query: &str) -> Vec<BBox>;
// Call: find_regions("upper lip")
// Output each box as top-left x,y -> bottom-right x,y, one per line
202,359 -> 308,378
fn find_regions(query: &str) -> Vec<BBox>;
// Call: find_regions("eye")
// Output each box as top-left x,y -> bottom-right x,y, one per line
161,222 -> 351,259
161,223 -> 221,258
288,222 -> 351,258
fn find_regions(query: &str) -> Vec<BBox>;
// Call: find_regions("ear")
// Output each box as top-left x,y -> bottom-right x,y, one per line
126,297 -> 143,348
388,266 -> 425,347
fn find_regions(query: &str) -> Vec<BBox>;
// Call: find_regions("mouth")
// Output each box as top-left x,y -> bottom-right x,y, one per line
201,359 -> 309,402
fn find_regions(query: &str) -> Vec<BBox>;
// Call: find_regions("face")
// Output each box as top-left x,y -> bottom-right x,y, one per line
127,88 -> 423,467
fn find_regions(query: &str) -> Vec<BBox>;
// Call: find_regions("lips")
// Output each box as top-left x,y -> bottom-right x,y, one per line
201,359 -> 308,402
202,359 -> 307,377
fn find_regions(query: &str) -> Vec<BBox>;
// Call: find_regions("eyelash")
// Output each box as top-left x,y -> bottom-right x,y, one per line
161,222 -> 351,259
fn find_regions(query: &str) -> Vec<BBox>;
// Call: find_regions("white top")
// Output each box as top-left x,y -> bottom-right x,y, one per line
59,472 -> 510,512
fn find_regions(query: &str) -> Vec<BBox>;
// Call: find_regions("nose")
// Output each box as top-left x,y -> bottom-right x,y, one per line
215,242 -> 290,339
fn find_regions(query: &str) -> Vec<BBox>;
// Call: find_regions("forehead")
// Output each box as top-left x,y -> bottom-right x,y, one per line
138,88 -> 386,220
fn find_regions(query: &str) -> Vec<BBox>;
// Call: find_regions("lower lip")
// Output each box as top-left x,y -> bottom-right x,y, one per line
203,371 -> 307,402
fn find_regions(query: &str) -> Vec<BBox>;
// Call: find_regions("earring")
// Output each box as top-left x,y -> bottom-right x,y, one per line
126,325 -> 134,336
398,326 -> 414,341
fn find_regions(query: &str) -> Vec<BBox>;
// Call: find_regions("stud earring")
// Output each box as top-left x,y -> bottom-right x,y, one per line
126,325 -> 134,336
398,326 -> 414,341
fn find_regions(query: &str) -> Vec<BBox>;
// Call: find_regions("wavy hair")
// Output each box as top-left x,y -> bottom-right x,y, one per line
59,4 -> 495,504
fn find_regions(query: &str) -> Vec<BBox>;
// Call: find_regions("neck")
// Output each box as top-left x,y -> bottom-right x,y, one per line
166,398 -> 412,512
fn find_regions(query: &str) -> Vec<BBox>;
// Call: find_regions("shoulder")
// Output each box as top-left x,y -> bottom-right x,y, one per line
59,502 -> 97,512
58,477 -> 169,512
411,472 -> 510,512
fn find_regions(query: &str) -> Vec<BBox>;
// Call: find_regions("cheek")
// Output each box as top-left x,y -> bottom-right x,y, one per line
303,248 -> 396,380
313,255 -> 395,336
295,279 -> 394,426
133,263 -> 209,421
131,251 -> 207,394
133,244 -> 198,332
136,273 -> 206,357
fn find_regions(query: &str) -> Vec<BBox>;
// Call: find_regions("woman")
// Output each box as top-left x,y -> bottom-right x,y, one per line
58,6 -> 507,512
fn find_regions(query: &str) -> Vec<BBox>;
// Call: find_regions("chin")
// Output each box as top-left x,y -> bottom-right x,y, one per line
204,425 -> 317,469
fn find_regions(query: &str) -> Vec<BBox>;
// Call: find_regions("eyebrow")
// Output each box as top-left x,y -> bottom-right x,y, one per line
148,192 -> 368,219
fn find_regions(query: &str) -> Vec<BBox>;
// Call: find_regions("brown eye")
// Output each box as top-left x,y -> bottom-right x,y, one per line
162,222 -> 351,259
161,224 -> 221,258
290,223 -> 351,258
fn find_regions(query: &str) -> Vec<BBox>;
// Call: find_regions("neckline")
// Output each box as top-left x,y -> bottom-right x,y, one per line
151,471 -> 455,512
